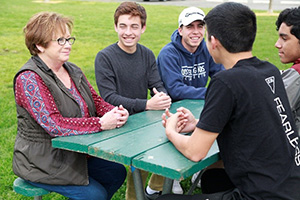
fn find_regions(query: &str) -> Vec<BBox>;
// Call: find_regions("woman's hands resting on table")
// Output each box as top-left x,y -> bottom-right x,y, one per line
100,105 -> 129,130
162,107 -> 199,139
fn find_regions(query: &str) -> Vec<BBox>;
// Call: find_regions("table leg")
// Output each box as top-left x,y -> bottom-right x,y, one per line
132,167 -> 146,200
162,177 -> 173,195
187,170 -> 204,195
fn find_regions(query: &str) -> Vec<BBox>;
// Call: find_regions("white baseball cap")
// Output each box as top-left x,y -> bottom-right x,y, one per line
178,7 -> 205,27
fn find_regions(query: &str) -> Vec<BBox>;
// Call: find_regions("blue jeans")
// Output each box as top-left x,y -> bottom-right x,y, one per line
27,157 -> 126,200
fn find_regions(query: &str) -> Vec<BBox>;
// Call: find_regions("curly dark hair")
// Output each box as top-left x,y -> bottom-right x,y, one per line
276,6 -> 300,41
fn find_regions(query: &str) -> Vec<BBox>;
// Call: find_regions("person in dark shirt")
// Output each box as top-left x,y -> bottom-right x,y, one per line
158,2 -> 300,200
157,6 -> 225,194
94,2 -> 171,200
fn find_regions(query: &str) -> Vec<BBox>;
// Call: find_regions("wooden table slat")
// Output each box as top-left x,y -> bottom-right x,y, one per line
50,99 -> 220,199
52,110 -> 165,153
52,100 -> 205,153
132,141 -> 220,180
88,122 -> 169,165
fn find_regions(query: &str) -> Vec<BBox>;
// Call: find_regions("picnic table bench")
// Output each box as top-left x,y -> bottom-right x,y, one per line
13,177 -> 50,199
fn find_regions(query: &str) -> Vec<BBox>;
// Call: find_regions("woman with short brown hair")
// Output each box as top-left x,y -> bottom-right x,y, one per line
13,12 -> 128,200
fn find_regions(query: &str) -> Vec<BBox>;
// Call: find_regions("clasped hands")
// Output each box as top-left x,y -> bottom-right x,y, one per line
146,88 -> 172,110
100,105 -> 129,130
162,107 -> 198,138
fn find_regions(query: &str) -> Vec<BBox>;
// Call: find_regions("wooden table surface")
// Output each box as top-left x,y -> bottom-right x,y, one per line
52,99 -> 220,199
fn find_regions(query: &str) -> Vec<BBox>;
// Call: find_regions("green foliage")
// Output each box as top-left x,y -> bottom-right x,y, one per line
0,0 -> 287,199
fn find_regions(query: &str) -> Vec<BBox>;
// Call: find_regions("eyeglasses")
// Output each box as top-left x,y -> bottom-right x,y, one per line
53,37 -> 76,46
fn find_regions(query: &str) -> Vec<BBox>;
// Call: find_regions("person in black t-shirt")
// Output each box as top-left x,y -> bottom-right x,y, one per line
158,2 -> 300,200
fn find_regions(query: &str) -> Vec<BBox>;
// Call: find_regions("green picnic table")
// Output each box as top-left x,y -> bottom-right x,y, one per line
52,99 -> 220,199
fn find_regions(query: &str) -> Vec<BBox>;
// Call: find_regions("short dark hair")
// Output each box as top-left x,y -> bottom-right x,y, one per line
114,2 -> 147,28
24,12 -> 73,55
204,2 -> 256,53
276,6 -> 300,41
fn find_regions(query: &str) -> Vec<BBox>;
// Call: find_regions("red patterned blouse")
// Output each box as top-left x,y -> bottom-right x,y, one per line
14,70 -> 115,137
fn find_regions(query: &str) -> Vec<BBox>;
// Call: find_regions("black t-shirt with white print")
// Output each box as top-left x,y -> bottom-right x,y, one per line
197,57 -> 300,200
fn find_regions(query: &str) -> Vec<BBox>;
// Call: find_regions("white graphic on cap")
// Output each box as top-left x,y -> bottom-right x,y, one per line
265,76 -> 275,94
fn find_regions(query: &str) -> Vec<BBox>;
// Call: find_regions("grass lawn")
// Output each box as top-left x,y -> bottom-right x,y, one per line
0,0 -> 289,199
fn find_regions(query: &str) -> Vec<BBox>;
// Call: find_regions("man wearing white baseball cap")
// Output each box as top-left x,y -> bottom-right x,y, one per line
178,6 -> 205,27
156,7 -> 224,194
157,7 -> 224,102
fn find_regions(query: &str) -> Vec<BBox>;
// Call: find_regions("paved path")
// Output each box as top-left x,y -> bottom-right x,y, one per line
89,0 -> 299,12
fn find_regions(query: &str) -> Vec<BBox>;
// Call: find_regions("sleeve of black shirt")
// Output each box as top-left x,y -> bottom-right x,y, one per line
197,77 -> 235,133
